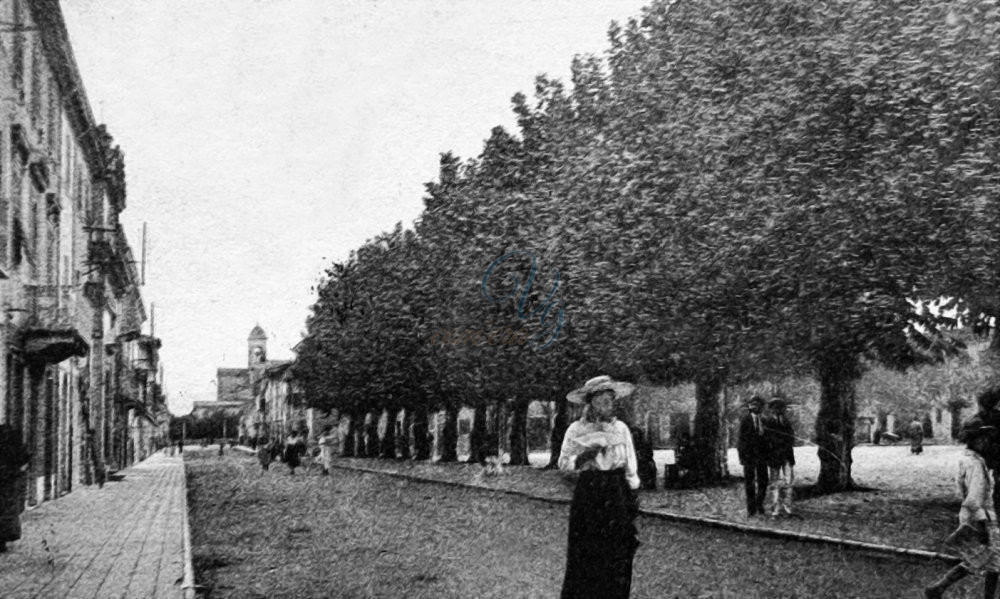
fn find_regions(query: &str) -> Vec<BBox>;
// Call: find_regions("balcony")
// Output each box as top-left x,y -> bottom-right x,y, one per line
86,228 -> 134,297
20,284 -> 88,364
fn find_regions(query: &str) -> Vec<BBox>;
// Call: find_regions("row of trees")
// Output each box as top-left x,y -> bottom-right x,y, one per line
296,0 -> 1000,491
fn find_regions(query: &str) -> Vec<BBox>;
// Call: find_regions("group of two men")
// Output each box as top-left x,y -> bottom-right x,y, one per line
737,395 -> 798,518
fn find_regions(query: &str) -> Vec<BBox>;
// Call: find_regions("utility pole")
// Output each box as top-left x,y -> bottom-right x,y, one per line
141,222 -> 147,286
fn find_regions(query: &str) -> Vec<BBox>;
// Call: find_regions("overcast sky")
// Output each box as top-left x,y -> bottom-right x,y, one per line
60,0 -> 650,415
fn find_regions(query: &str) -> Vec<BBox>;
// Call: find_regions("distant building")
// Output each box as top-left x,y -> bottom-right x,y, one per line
215,324 -> 281,403
183,325 -> 289,441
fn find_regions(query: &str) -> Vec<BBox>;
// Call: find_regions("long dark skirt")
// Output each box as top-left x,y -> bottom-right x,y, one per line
561,469 -> 639,599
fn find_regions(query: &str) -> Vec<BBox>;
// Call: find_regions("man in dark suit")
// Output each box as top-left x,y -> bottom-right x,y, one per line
737,395 -> 769,516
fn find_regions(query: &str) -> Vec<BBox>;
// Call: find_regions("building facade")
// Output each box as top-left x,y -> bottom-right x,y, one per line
0,0 -> 162,507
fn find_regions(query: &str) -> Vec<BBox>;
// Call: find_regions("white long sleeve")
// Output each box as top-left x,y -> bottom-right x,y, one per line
558,419 -> 639,490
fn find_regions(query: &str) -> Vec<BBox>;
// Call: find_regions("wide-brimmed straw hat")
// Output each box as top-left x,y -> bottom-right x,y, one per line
566,375 -> 636,404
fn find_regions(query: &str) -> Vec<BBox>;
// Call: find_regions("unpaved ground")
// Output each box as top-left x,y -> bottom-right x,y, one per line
339,444 -> 962,552
186,448 -> 977,599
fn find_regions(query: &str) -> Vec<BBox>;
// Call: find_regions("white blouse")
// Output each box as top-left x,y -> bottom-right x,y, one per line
558,418 -> 640,490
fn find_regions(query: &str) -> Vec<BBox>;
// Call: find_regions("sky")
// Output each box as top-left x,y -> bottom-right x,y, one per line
60,0 -> 651,415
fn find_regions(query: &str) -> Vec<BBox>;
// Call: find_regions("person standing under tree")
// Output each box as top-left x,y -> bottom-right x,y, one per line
910,416 -> 925,455
284,430 -> 305,475
256,436 -> 273,472
737,395 -> 769,517
558,375 -> 640,599
925,420 -> 1000,599
764,398 -> 797,518
317,425 -> 338,475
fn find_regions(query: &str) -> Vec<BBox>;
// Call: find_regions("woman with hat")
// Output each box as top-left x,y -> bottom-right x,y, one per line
557,375 -> 640,599
925,419 -> 1000,599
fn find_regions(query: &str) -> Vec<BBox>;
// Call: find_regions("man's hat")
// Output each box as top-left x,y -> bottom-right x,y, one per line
768,398 -> 788,410
959,415 -> 999,443
566,375 -> 636,404
978,387 -> 1000,413
747,395 -> 765,407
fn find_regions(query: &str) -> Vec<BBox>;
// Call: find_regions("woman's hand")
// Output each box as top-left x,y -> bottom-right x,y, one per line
575,447 -> 602,468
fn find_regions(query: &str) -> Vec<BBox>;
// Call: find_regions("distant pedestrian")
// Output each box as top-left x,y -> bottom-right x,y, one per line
764,398 -> 797,518
628,425 -> 657,490
317,426 -> 338,475
737,395 -> 769,517
911,417 -> 926,452
0,425 -> 29,553
284,431 -> 305,475
925,420 -> 1000,599
86,428 -> 106,488
558,375 -> 640,599
910,417 -> 925,455
257,437 -> 273,471
218,440 -> 224,456
177,438 -> 184,454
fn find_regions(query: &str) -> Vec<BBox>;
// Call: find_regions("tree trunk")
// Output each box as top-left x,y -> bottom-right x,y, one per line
342,412 -> 358,457
689,374 -> 728,485
508,401 -> 529,466
815,353 -> 860,492
484,404 -> 500,457
412,405 -> 432,461
546,399 -> 569,469
398,409 -> 412,460
498,399 -> 511,456
468,404 -> 487,464
364,412 -> 379,458
380,408 -> 399,459
439,405 -> 459,463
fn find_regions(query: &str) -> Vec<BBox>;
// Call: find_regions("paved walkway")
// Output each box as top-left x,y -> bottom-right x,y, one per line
0,451 -> 191,599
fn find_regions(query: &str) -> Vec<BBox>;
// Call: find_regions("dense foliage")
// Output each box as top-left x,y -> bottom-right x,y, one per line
296,0 -> 1000,490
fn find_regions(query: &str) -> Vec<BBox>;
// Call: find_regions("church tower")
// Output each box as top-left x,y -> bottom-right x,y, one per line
248,324 -> 267,367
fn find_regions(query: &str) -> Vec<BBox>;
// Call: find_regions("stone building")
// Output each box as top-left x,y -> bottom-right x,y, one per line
196,325 -> 306,442
215,324 -> 273,403
0,0 -> 161,507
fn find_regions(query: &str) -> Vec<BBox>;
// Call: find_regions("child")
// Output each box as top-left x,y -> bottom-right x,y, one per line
256,436 -> 272,472
317,426 -> 338,475
765,398 -> 797,518
925,421 -> 1000,599
284,431 -> 305,475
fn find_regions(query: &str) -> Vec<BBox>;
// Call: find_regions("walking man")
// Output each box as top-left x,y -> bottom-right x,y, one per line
737,395 -> 769,517
765,398 -> 797,518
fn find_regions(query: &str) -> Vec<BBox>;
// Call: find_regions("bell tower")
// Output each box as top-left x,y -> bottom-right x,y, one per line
248,324 -> 267,367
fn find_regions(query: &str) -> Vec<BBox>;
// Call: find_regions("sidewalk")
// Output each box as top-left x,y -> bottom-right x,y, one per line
0,451 -> 191,599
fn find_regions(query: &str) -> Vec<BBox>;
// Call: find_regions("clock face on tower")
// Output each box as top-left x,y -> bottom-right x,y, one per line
252,347 -> 265,363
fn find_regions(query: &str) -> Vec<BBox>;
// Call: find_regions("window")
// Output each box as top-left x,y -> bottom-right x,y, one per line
30,40 -> 42,138
47,85 -> 58,151
0,141 -> 6,266
12,0 -> 24,99
11,147 -> 23,269
29,194 -> 38,278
